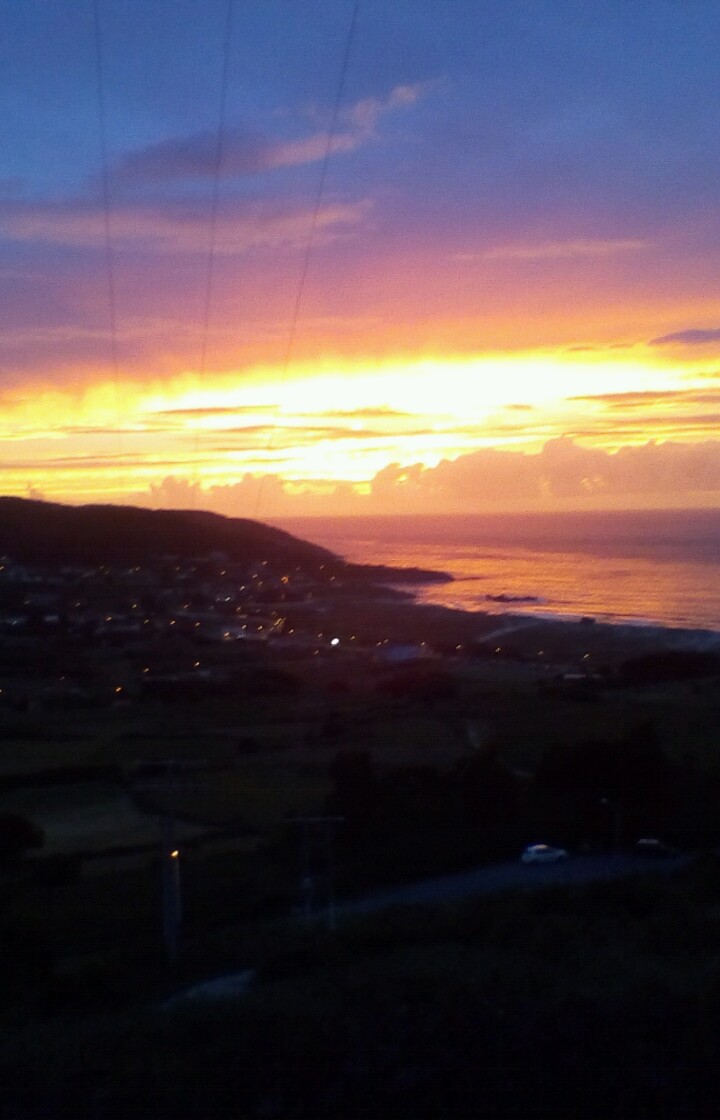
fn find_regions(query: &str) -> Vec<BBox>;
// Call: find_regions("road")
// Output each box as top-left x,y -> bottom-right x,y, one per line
338,851 -> 688,916
479,617 -> 544,643
168,850 -> 690,1004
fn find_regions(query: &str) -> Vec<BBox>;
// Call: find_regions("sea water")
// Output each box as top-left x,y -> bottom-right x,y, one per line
277,509 -> 720,634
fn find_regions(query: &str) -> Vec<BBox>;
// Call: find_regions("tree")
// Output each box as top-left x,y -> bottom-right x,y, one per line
534,722 -> 673,844
536,723 -> 670,803
456,746 -> 521,853
330,750 -> 379,832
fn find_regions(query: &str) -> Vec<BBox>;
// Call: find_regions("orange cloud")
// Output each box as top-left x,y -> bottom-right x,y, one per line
128,436 -> 720,520
569,387 -> 720,409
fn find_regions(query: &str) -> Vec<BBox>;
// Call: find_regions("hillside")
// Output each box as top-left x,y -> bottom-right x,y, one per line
0,497 -> 334,565
0,497 -> 449,583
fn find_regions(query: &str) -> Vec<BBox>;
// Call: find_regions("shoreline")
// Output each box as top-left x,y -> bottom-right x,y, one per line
292,581 -> 720,670
284,510 -> 720,643
421,596 -> 720,645
406,577 -> 720,640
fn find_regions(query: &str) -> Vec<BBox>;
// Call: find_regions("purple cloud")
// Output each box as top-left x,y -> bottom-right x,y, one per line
113,85 -> 424,185
0,195 -> 370,253
650,328 -> 720,346
114,126 -> 362,183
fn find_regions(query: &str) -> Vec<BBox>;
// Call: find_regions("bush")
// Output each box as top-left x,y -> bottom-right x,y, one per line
0,916 -> 54,1005
29,853 -> 83,886
0,812 -> 45,863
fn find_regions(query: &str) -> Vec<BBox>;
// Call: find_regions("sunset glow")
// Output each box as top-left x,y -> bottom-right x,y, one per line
3,2 -> 720,517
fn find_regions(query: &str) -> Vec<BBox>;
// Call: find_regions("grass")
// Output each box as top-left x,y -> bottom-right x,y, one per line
2,836 -> 297,962
5,861 -> 720,1117
1,642 -> 718,975
145,764 -> 331,828
0,783 -> 156,853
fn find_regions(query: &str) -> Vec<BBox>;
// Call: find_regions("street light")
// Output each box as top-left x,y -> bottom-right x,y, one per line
162,829 -> 182,964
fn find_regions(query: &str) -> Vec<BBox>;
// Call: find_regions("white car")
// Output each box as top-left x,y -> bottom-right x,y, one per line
520,844 -> 568,864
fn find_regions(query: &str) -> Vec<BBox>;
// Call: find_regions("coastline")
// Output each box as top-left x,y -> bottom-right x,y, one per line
293,577 -> 720,671
281,509 -> 720,641
406,571 -> 720,639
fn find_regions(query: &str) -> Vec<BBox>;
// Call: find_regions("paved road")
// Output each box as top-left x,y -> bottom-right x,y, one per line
167,851 -> 690,1004
339,851 -> 688,916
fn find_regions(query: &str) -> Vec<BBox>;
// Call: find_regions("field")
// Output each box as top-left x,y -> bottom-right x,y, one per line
1,608 -> 720,1118
2,642 -> 720,852
1,603 -> 719,981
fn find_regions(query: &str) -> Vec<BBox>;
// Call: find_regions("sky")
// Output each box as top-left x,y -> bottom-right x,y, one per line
2,0 -> 720,518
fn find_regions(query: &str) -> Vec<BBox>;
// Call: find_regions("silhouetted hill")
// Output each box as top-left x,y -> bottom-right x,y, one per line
0,497 -> 334,565
0,497 -> 450,583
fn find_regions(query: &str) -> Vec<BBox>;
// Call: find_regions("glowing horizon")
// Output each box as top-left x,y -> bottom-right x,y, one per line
2,343 -> 719,512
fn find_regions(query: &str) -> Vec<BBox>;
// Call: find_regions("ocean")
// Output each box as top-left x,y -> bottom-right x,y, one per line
276,509 -> 720,634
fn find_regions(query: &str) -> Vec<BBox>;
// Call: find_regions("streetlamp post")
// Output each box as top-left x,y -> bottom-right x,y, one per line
288,816 -> 343,930
161,816 -> 182,964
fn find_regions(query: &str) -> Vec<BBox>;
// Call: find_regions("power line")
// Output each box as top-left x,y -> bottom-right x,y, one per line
283,0 -> 360,371
192,0 -> 235,508
94,0 -> 356,518
197,0 -> 235,409
253,0 -> 360,522
92,0 -> 122,465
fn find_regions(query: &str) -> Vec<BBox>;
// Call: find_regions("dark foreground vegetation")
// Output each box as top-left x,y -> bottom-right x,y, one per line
2,697 -> 720,1118
4,857 -> 720,1117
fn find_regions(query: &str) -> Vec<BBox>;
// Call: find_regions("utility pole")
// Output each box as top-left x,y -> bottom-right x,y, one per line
288,816 -> 343,930
135,758 -> 206,966
156,761 -> 194,965
161,814 -> 182,964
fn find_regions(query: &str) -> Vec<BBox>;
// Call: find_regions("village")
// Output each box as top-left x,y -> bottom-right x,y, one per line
0,550 -> 383,710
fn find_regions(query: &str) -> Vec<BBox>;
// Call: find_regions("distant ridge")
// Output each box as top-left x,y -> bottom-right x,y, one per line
0,496 -> 335,565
